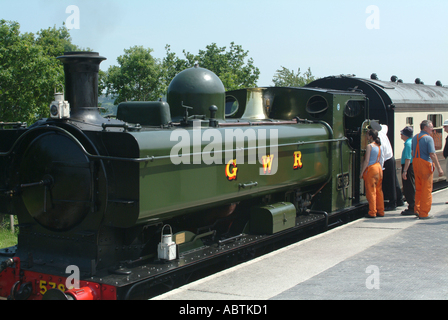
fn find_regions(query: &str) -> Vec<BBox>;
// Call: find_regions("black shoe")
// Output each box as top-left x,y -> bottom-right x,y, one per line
401,209 -> 415,216
397,200 -> 405,206
385,206 -> 397,211
418,215 -> 433,220
364,214 -> 376,218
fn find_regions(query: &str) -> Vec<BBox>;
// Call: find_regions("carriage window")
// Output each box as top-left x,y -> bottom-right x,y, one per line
406,117 -> 413,126
427,114 -> 442,127
427,114 -> 443,150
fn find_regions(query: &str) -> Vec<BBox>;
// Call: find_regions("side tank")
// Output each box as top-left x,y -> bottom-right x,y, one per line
131,121 -> 332,223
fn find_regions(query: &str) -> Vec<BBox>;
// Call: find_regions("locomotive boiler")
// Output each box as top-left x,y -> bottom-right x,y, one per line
0,52 -> 369,299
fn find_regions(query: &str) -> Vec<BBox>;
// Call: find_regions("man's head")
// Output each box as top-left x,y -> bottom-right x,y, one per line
420,120 -> 434,134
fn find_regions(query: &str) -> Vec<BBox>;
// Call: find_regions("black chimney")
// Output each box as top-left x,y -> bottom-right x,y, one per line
57,52 -> 106,123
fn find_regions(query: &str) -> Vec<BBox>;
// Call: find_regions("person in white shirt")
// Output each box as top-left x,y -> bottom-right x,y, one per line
370,122 -> 404,210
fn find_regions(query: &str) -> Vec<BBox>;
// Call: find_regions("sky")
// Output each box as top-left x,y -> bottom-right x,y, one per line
2,0 -> 448,87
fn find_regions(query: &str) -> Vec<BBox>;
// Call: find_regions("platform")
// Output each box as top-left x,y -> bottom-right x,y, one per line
152,187 -> 448,300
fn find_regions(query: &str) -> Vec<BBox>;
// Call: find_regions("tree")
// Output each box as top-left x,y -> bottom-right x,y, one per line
104,42 -> 260,105
0,21 -> 86,124
0,20 -> 62,124
35,24 -> 82,57
161,45 -> 190,91
272,66 -> 316,87
164,42 -> 260,91
105,46 -> 164,104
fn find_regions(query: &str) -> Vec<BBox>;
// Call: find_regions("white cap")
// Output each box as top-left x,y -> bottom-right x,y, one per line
443,119 -> 448,127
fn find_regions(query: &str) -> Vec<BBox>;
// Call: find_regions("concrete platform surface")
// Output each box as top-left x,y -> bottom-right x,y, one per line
152,188 -> 448,300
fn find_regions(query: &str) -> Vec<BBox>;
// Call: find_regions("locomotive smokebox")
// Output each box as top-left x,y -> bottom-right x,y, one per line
57,52 -> 106,123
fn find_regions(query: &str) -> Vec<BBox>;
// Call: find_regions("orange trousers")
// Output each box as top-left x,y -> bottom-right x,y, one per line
363,162 -> 384,217
413,157 -> 434,218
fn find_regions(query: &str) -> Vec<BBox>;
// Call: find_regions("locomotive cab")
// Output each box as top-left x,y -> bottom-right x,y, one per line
226,86 -> 368,209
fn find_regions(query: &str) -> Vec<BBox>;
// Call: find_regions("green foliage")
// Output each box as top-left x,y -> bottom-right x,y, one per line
98,94 -> 116,116
105,42 -> 260,104
0,20 -> 84,124
175,42 -> 260,91
162,44 -> 190,90
35,25 -> 82,57
0,215 -> 18,248
272,66 -> 316,87
1,20 -> 260,119
105,46 -> 165,105
2,19 -> 317,120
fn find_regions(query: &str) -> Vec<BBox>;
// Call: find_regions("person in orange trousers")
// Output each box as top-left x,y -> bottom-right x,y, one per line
361,129 -> 385,218
412,120 -> 444,219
